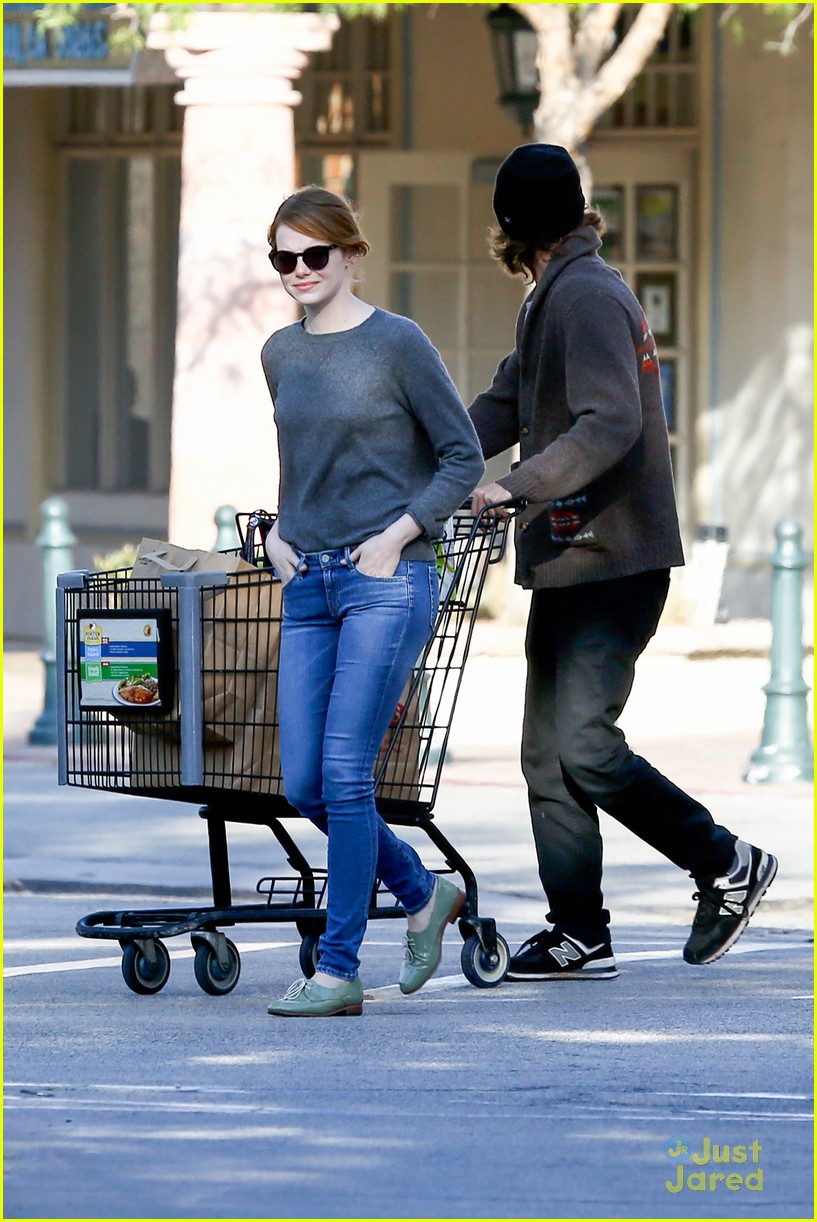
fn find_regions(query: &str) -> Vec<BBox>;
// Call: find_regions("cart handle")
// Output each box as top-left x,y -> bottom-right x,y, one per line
235,509 -> 278,566
235,500 -> 527,563
471,495 -> 528,526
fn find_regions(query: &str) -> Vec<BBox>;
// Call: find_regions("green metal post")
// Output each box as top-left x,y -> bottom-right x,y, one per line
29,497 -> 77,746
214,504 -> 240,552
744,519 -> 813,784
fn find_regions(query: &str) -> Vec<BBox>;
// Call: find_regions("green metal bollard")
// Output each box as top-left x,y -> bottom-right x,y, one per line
214,504 -> 240,552
744,519 -> 813,784
29,497 -> 77,746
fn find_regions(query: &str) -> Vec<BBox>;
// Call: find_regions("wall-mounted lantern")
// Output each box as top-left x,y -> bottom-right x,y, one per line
485,4 -> 539,135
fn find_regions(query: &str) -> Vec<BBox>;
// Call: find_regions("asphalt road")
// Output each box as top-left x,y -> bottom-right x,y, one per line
4,888 -> 812,1219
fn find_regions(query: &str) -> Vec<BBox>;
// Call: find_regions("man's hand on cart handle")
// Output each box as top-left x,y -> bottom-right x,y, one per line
470,484 -> 524,520
264,520 -> 305,584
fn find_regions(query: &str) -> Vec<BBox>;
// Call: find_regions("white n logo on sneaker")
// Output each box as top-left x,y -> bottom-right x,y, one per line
549,940 -> 582,968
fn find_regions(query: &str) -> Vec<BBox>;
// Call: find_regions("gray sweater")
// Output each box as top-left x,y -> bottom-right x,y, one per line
261,307 -> 484,561
469,228 -> 684,589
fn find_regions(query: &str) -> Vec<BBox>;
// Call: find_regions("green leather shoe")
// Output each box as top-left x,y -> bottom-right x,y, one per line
267,976 -> 364,1017
399,876 -> 466,995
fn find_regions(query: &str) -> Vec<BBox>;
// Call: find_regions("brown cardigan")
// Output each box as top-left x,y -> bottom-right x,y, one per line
468,228 -> 685,589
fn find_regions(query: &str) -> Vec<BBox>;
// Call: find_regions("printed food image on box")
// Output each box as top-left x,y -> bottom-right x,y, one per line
78,616 -> 166,710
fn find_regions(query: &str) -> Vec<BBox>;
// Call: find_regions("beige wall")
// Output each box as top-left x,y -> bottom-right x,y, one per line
407,5 -> 521,154
714,13 -> 813,604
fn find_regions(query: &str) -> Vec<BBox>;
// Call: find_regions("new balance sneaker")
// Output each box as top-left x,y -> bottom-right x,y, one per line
507,928 -> 619,981
683,840 -> 778,965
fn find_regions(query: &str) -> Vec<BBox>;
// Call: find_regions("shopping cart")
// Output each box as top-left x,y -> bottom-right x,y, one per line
59,504 -> 521,997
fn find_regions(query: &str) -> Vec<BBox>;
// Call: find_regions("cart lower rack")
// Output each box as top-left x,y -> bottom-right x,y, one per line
59,506 -> 517,995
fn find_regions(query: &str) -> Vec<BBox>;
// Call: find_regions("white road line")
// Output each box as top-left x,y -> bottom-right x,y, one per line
3,941 -> 297,977
651,1091 -> 811,1101
4,936 -> 809,980
3,1094 -> 811,1124
10,1079 -> 809,1103
6,1080 -> 244,1093
5,957 -> 124,976
362,940 -> 810,997
615,942 -> 811,962
4,1081 -> 811,1123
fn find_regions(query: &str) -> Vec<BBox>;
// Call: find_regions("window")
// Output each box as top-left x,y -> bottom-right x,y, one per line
59,86 -> 181,493
296,14 -> 393,144
596,10 -> 698,131
595,173 -> 689,503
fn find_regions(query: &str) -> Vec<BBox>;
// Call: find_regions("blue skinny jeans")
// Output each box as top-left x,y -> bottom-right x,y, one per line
277,547 -> 439,981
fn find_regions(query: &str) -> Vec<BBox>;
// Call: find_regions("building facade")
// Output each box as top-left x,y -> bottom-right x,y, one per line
4,3 -> 813,642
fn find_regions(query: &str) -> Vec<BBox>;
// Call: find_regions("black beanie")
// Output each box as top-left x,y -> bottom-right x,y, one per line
493,144 -> 586,245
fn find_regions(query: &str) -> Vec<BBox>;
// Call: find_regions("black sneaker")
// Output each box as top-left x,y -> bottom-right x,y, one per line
684,840 -> 778,965
507,928 -> 619,981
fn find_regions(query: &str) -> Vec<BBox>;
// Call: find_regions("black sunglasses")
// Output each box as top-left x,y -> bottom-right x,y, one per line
268,244 -> 338,275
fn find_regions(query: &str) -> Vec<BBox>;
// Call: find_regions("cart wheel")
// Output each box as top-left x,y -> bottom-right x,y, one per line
193,938 -> 241,996
121,940 -> 171,995
460,933 -> 509,989
298,933 -> 321,979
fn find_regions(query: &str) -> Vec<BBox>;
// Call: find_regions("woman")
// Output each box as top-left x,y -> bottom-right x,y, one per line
261,186 -> 484,1017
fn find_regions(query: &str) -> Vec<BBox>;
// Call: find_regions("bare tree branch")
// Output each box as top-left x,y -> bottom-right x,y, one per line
514,0 -> 573,78
515,2 -> 578,116
765,3 -> 813,55
572,1 -> 673,142
574,3 -> 622,80
514,1 -> 570,39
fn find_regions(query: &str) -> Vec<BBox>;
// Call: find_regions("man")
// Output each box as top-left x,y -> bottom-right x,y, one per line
469,144 -> 776,980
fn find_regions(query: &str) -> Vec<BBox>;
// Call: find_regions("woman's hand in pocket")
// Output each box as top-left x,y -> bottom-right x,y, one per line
350,533 -> 402,578
350,514 -> 420,577
264,522 -> 302,585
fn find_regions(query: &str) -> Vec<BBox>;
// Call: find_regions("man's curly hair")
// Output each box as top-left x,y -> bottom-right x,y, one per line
489,208 -> 606,281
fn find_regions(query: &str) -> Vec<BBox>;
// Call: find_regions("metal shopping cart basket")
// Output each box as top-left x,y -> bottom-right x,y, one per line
59,504 -> 519,997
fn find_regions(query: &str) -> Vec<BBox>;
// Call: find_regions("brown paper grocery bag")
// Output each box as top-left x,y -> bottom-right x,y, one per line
374,679 -> 423,801
129,573 -> 284,794
198,573 -> 283,769
131,539 -> 256,581
127,539 -> 260,742
126,540 -> 281,758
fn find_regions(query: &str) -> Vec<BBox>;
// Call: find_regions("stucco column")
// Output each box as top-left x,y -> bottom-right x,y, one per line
147,9 -> 337,547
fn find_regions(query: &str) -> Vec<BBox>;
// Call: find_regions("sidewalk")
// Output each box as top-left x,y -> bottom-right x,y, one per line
5,614 -> 812,749
3,619 -> 813,931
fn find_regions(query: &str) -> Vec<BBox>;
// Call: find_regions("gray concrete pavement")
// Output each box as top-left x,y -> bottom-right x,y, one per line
3,624 -> 814,1218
